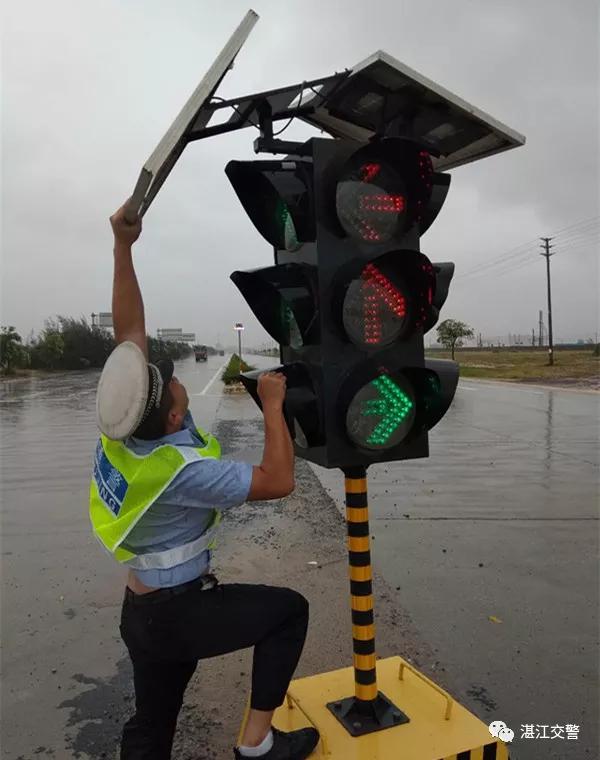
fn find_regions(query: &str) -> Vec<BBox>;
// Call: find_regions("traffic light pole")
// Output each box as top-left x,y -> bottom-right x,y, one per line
326,466 -> 409,736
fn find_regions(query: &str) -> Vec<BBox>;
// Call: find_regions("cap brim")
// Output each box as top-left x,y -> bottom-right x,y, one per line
96,342 -> 149,440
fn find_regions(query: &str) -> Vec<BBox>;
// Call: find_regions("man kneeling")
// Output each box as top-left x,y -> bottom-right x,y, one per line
89,202 -> 319,760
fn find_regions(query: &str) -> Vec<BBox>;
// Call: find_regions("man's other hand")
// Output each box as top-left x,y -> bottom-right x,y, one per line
257,372 -> 287,410
110,201 -> 142,247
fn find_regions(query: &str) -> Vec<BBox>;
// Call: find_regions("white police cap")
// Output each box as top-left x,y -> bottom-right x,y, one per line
95,341 -> 164,440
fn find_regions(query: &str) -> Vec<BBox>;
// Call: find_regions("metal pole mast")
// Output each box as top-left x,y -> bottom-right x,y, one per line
540,237 -> 554,365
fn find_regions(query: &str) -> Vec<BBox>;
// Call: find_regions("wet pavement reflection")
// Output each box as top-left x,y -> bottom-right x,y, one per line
1,366 -> 598,760
315,379 -> 599,760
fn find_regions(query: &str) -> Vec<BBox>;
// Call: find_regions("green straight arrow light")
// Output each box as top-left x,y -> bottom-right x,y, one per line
363,375 -> 414,446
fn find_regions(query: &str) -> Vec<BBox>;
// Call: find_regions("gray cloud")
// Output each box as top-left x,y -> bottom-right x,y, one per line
2,0 -> 598,346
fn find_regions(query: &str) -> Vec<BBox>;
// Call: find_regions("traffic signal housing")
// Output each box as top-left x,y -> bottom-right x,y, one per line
227,137 -> 458,469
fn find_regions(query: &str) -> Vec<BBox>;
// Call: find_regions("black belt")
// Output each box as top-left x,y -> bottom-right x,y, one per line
124,573 -> 218,606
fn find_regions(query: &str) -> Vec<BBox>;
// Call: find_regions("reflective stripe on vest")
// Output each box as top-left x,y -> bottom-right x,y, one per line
89,426 -> 222,570
117,510 -> 222,570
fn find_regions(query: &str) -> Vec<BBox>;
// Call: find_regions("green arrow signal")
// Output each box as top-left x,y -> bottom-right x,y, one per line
362,375 -> 414,446
275,199 -> 299,251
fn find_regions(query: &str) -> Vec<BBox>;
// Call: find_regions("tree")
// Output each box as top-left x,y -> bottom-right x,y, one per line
436,319 -> 475,360
28,320 -> 63,369
0,326 -> 26,373
57,316 -> 113,369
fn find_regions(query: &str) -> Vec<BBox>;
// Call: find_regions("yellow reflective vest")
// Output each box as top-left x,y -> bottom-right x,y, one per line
89,427 -> 222,570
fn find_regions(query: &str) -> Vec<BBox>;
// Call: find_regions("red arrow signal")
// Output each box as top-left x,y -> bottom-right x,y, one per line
361,263 -> 406,345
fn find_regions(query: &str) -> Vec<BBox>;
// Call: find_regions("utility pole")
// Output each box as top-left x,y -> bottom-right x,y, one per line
540,237 -> 554,364
538,310 -> 544,347
531,328 -> 535,347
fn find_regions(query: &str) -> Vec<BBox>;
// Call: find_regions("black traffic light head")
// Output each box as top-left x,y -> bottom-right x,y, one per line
227,136 -> 458,469
335,138 -> 435,243
225,160 -> 314,251
237,362 -> 323,450
230,263 -> 318,348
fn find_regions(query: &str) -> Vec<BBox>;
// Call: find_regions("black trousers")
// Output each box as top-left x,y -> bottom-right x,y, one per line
119,576 -> 309,760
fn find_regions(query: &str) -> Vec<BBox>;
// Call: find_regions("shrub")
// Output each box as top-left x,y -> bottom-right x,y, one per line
25,316 -> 192,371
221,354 -> 255,385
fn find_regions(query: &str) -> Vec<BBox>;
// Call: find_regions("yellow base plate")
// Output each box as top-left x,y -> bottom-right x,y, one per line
271,656 -> 510,759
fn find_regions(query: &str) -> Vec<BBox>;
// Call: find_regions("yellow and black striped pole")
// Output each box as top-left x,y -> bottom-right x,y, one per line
327,466 -> 409,736
346,469 -> 378,702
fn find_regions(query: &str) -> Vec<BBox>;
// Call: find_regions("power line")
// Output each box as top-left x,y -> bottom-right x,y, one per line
454,255 -> 538,285
457,215 -> 599,280
475,254 -> 539,280
555,217 -> 599,233
558,238 -> 600,256
553,230 -> 599,247
548,214 -> 599,237
457,240 -> 536,276
456,231 -> 599,285
458,243 -> 538,279
553,229 -> 599,248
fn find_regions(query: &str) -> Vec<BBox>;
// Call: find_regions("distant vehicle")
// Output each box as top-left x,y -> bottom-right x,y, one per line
219,349 -> 225,356
194,345 -> 208,362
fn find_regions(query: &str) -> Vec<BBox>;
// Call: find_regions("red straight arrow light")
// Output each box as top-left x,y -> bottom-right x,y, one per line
361,263 -> 406,345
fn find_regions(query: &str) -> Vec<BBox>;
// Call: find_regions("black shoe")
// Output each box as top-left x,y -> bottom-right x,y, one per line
234,726 -> 320,759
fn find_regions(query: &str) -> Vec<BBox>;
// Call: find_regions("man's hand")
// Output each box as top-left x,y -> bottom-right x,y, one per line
110,201 -> 142,247
257,372 -> 287,410
111,200 -> 147,356
249,371 -> 294,501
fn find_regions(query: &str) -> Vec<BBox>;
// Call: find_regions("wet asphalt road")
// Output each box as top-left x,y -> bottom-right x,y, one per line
0,355 -> 230,760
315,379 -> 599,759
1,358 -> 598,759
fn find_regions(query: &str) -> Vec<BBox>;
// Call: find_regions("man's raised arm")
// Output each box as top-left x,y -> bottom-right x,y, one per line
110,202 -> 147,358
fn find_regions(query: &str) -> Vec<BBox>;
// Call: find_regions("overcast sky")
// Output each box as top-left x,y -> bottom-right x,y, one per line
2,0 -> 598,348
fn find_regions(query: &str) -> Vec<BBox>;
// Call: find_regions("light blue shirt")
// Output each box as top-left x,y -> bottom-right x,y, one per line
122,411 -> 252,588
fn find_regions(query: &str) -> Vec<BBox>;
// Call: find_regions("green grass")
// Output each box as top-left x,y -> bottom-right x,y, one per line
221,354 -> 255,385
426,348 -> 600,382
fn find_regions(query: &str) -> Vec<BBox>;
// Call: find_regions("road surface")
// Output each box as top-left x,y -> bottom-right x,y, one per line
1,360 -> 597,759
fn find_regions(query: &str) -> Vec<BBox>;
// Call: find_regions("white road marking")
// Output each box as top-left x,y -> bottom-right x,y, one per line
199,361 -> 228,396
